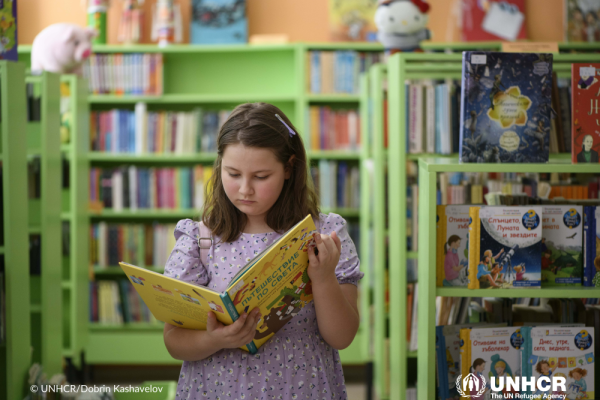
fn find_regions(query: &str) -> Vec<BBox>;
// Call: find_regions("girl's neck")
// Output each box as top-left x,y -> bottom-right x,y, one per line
243,214 -> 274,234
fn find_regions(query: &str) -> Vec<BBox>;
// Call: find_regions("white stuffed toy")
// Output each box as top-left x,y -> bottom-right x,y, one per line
375,0 -> 431,55
31,24 -> 96,75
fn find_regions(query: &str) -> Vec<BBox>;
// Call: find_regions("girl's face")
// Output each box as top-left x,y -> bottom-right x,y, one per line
573,372 -> 582,380
495,366 -> 505,375
451,240 -> 461,250
541,363 -> 549,373
476,363 -> 485,373
221,143 -> 290,221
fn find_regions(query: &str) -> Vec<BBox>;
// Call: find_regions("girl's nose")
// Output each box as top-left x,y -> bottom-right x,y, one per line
239,179 -> 253,195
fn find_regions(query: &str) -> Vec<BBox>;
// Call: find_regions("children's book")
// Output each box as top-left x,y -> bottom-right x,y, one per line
436,323 -> 506,400
120,214 -> 317,354
328,0 -> 378,42
459,326 -> 524,398
190,0 -> 247,44
565,0 -> 600,42
461,0 -> 527,42
459,52 -> 553,163
436,205 -> 471,288
571,63 -> 600,164
521,326 -> 595,398
0,0 -> 16,61
583,206 -> 600,287
468,206 -> 543,289
541,206 -> 584,287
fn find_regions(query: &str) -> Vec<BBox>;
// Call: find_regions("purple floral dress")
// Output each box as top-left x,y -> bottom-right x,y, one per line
163,213 -> 363,400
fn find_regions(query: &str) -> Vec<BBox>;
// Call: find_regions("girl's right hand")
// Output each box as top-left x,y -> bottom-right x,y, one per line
206,308 -> 262,350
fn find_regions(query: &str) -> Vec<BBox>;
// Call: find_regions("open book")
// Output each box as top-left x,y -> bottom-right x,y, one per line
119,214 -> 317,354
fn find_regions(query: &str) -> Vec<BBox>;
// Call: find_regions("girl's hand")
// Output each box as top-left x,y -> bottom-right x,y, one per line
307,232 -> 341,283
205,308 -> 261,350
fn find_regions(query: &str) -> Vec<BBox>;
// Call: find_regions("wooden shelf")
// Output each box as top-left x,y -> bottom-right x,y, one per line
89,93 -> 297,104
306,94 -> 360,102
94,266 -> 164,275
90,209 -> 200,219
87,152 -> 217,163
437,286 -> 600,299
308,151 -> 361,160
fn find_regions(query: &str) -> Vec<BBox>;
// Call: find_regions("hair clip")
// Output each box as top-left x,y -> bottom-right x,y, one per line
275,114 -> 296,137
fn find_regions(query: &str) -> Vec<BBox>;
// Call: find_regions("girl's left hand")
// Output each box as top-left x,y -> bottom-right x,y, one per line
307,231 -> 341,283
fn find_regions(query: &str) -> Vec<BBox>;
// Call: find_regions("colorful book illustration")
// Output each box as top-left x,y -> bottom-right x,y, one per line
0,0 -> 16,61
436,323 -> 506,400
120,214 -> 317,354
461,0 -> 527,42
583,206 -> 600,287
468,206 -> 542,289
459,52 -> 553,163
436,205 -> 471,287
328,0 -> 378,42
190,0 -> 247,44
565,0 -> 600,42
459,326 -> 524,398
541,206 -> 584,286
521,326 -> 595,398
571,63 -> 600,163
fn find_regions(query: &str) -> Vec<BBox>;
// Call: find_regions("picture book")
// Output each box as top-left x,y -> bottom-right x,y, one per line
0,0 -> 16,61
328,0 -> 378,42
521,326 -> 595,398
436,205 -> 471,288
468,206 -> 543,289
120,214 -> 317,354
459,326 -> 524,398
541,206 -> 584,287
461,0 -> 527,42
190,0 -> 247,45
459,52 -> 554,163
436,323 -> 506,400
565,0 -> 600,42
583,206 -> 600,287
571,63 -> 600,164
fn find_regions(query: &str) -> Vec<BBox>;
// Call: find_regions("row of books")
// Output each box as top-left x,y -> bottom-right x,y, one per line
89,165 -> 213,211
90,105 -> 230,154
90,280 -> 158,324
307,107 -> 360,151
311,161 -> 360,210
437,204 -> 600,290
436,324 -> 597,399
307,51 -> 381,95
90,223 -> 178,269
82,53 -> 164,96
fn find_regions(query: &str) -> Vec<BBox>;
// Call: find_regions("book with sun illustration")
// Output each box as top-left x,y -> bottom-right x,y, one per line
119,214 -> 317,354
459,52 -> 553,163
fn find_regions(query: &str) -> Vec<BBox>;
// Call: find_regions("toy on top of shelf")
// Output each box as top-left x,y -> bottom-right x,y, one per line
118,0 -> 144,44
152,0 -> 183,47
374,0 -> 431,56
0,0 -> 17,61
84,0 -> 110,44
31,24 -> 96,75
191,0 -> 248,45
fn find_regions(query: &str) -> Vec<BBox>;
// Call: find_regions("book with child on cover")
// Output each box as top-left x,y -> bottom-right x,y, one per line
120,214 -> 317,354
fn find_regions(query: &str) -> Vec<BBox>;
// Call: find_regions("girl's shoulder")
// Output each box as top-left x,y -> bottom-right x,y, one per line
316,212 -> 347,232
174,218 -> 200,238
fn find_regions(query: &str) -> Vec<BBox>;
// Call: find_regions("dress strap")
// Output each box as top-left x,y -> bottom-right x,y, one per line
197,221 -> 213,266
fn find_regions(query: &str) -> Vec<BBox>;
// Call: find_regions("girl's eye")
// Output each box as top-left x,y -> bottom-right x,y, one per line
228,173 -> 240,178
256,176 -> 269,180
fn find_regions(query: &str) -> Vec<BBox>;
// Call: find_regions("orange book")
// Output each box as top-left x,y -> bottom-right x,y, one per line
406,283 -> 414,341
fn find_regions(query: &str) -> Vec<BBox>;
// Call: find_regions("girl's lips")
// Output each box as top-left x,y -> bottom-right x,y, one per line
239,200 -> 255,204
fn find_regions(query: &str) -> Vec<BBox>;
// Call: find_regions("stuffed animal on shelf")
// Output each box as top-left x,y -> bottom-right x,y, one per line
375,0 -> 431,56
84,0 -> 110,44
31,24 -> 97,75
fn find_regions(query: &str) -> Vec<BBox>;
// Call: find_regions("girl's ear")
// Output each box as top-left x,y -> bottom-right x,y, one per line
284,155 -> 296,179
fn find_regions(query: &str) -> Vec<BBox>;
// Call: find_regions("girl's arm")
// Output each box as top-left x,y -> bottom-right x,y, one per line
163,308 -> 261,361
308,232 -> 360,350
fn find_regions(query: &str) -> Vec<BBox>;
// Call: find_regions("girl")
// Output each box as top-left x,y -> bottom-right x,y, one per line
443,235 -> 467,286
163,103 -> 363,399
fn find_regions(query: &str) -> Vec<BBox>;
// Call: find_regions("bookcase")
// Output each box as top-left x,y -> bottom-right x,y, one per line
421,41 -> 600,53
0,61 -> 32,400
26,71 -> 63,377
19,43 -> 381,368
417,158 -> 600,398
384,52 -> 600,399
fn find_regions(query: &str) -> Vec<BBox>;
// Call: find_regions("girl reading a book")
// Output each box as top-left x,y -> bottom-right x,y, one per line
162,103 -> 363,399
444,235 -> 468,286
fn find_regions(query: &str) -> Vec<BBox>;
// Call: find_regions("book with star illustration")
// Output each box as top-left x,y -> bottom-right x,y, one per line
521,326 -> 595,398
459,52 -> 553,163
119,214 -> 317,354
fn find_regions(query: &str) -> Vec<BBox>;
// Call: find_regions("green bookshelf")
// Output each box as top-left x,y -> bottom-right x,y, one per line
421,41 -> 600,53
0,61 -> 31,400
18,43 -> 382,368
417,158 -> 600,398
60,75 -> 91,367
26,72 -> 63,378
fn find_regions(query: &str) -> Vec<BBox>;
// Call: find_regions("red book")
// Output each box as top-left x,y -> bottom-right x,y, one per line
572,63 -> 600,163
461,0 -> 527,41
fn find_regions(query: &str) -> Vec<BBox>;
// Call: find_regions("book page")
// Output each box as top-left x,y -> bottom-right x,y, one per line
120,262 -> 234,329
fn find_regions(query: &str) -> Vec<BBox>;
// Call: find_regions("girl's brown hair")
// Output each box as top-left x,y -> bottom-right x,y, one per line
444,235 -> 461,255
569,368 -> 588,378
535,360 -> 550,374
202,103 -> 320,242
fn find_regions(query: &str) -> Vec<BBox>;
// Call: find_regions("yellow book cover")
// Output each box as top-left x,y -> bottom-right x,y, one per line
436,205 -> 446,287
203,166 -> 213,196
156,113 -> 164,154
120,214 -> 318,354
439,206 -> 471,288
468,206 -> 481,289
459,327 -> 472,400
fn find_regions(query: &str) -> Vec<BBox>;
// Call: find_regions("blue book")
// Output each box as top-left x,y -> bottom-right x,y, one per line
583,206 -> 600,287
190,0 -> 247,44
459,52 -> 553,163
311,51 -> 321,94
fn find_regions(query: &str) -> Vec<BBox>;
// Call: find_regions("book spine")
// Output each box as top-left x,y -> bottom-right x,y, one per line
468,206 -> 481,289
459,53 -> 468,162
436,205 -> 446,287
520,326 -> 533,394
435,326 -> 450,399
220,292 -> 258,354
583,206 -> 596,287
459,328 -> 471,384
